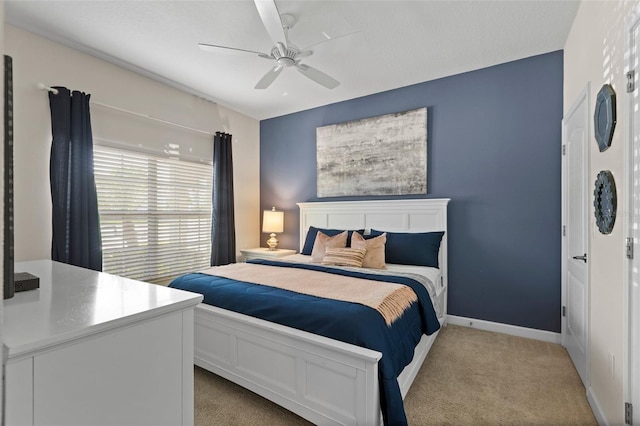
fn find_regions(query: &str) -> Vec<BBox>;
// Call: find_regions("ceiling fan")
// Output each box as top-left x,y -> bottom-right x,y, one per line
198,0 -> 348,90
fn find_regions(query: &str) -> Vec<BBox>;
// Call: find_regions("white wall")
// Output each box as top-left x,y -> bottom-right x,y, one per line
564,1 -> 637,423
5,25 -> 260,263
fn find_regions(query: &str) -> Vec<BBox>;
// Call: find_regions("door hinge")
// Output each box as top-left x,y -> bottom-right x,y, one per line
562,306 -> 566,317
625,402 -> 632,425
627,70 -> 635,93
562,225 -> 566,237
562,144 -> 566,155
626,237 -> 634,259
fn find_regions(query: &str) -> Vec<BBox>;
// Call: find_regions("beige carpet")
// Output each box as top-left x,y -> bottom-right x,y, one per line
194,325 -> 597,425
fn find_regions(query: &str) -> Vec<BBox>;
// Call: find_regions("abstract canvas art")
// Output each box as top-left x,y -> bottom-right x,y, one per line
316,107 -> 427,197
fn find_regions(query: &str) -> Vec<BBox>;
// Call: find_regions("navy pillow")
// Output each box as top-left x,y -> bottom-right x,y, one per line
301,227 -> 363,255
370,230 -> 444,268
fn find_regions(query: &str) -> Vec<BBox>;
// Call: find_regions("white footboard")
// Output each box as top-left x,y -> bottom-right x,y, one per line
194,303 -> 382,425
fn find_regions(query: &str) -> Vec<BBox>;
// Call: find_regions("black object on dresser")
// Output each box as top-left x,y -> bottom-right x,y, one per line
4,55 -> 14,299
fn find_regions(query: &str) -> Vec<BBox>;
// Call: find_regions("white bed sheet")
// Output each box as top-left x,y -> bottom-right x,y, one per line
278,254 -> 441,287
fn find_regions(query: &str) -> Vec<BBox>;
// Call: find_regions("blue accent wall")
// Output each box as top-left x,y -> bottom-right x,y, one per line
260,51 -> 563,332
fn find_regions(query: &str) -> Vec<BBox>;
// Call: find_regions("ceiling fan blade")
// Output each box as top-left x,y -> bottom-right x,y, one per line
198,43 -> 269,57
295,64 -> 340,89
255,65 -> 284,89
254,0 -> 288,49
299,31 -> 361,54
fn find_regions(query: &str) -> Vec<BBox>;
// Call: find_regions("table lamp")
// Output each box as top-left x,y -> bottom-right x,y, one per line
262,207 -> 284,250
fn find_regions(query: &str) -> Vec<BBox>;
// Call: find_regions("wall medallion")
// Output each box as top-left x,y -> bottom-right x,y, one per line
593,170 -> 617,234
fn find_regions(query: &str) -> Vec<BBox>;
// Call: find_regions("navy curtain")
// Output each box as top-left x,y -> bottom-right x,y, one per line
49,87 -> 102,271
210,132 -> 236,266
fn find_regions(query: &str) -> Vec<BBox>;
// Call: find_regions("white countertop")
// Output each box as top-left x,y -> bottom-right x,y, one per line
4,260 -> 203,359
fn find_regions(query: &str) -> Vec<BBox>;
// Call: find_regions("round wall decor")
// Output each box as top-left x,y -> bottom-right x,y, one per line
594,84 -> 617,152
593,170 -> 617,234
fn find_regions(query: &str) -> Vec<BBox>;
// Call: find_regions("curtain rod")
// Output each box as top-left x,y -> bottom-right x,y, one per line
37,83 -> 214,137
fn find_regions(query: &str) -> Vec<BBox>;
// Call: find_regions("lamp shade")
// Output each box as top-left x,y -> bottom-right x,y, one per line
262,208 -> 284,233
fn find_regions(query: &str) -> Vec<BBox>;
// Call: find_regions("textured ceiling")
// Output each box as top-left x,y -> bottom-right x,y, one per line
5,0 -> 580,120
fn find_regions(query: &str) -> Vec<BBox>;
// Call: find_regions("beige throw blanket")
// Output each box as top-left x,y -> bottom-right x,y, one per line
200,263 -> 417,326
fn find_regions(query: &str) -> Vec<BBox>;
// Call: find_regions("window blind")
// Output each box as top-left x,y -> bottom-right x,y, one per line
94,144 -> 212,283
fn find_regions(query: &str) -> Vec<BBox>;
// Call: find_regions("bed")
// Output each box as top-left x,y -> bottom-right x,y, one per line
172,199 -> 450,425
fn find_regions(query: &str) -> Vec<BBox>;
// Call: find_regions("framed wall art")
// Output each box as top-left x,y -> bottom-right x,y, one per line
316,107 -> 427,197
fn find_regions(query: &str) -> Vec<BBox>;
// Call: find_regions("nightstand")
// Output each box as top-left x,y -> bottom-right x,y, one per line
240,247 -> 297,261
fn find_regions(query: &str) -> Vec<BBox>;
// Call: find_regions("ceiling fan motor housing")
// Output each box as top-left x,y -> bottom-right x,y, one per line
271,46 -> 299,67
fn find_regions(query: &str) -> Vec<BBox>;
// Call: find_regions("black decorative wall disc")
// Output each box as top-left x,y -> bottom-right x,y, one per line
593,170 -> 617,234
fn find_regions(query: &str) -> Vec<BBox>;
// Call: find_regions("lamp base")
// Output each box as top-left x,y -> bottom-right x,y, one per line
266,233 -> 279,250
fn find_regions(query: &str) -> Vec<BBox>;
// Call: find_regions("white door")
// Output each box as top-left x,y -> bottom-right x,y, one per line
629,17 -> 640,426
562,84 -> 590,386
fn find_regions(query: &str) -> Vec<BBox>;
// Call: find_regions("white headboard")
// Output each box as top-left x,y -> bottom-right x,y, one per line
296,198 -> 450,290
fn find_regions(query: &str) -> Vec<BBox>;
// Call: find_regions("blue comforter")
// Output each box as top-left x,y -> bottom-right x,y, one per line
169,259 -> 440,425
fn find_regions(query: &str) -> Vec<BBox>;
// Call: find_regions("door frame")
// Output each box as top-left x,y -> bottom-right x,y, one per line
625,11 -> 640,425
561,82 -> 591,388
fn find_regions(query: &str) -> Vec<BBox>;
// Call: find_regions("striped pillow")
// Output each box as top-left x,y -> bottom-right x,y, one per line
321,247 -> 367,268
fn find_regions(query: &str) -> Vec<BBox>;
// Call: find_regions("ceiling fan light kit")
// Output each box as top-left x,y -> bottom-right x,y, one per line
199,0 -> 343,90
270,45 -> 301,66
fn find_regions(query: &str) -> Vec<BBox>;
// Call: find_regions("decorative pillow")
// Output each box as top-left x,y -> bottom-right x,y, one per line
370,230 -> 444,268
301,227 -> 363,255
321,247 -> 367,268
310,230 -> 348,262
351,231 -> 386,269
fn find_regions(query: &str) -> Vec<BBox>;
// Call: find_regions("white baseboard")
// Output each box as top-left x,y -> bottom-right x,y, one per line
586,386 -> 607,426
446,315 -> 562,344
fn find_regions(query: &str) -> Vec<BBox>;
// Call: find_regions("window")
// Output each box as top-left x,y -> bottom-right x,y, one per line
94,144 -> 212,283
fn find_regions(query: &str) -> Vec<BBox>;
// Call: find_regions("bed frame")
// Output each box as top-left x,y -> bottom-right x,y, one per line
193,199 -> 450,425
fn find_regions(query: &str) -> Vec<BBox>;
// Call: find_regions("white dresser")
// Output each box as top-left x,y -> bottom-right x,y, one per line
3,260 -> 203,426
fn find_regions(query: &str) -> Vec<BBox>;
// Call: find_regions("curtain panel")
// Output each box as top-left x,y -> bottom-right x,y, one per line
210,132 -> 236,266
49,87 -> 102,271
